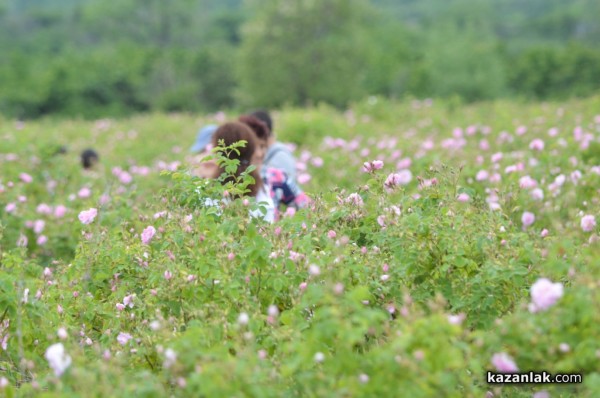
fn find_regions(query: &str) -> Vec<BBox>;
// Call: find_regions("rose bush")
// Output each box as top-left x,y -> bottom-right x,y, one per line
1,97 -> 600,396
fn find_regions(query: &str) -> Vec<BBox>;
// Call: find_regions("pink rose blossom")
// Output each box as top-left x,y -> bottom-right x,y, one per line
99,194 -> 110,205
457,193 -> 470,202
54,205 -> 67,218
521,212 -> 535,228
19,173 -> 33,183
491,352 -> 519,373
123,294 -> 135,308
78,208 -> 98,225
581,215 -> 596,232
345,193 -> 364,207
36,204 -> 52,215
447,313 -> 466,325
17,234 -> 28,247
119,171 -> 133,185
311,157 -> 324,167
530,188 -> 544,201
78,187 -> 91,198
141,226 -> 156,245
45,343 -> 71,376
476,170 -> 489,181
396,158 -> 412,169
519,176 -> 537,189
297,173 -> 311,184
384,170 -> 412,190
117,332 -> 132,345
529,278 -> 563,312
529,139 -> 545,151
33,220 -> 45,234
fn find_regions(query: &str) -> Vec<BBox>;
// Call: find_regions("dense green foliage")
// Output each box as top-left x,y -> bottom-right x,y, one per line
1,0 -> 600,118
1,97 -> 600,396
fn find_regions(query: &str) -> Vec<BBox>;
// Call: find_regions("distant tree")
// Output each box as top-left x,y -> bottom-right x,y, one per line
509,44 -> 600,99
237,0 -> 372,108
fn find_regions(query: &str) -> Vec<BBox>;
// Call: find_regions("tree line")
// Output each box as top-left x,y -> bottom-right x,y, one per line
1,0 -> 599,119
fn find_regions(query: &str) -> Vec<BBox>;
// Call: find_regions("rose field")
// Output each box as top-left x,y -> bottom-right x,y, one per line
1,96 -> 600,397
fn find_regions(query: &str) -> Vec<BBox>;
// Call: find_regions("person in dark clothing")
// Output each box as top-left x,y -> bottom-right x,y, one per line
81,149 -> 99,169
249,110 -> 297,182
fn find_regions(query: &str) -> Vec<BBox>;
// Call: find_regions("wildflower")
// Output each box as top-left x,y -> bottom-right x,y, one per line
327,230 -> 336,239
314,352 -> 325,363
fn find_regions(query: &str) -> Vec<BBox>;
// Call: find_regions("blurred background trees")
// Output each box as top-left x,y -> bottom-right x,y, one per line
1,0 -> 599,119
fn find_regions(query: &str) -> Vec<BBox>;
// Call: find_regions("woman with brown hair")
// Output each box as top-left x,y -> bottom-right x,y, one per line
208,122 -> 275,222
